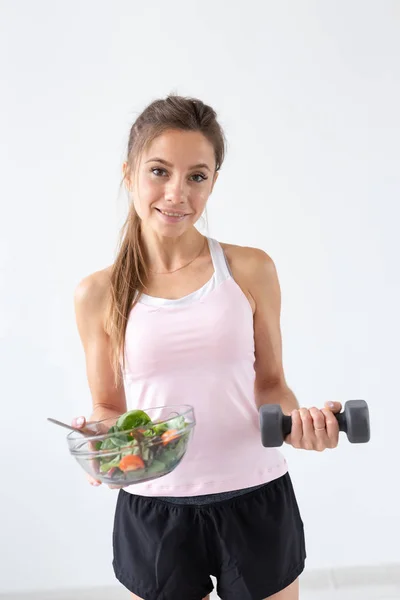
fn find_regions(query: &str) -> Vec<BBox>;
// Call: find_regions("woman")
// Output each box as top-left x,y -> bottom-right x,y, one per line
73,95 -> 341,600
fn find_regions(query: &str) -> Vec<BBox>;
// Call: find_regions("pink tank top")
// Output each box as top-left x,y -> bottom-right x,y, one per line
122,238 -> 288,496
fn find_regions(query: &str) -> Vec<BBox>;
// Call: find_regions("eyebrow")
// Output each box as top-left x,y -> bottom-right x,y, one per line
145,157 -> 211,172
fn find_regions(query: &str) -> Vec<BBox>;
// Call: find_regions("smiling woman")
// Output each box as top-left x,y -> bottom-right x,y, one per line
71,94 -> 324,600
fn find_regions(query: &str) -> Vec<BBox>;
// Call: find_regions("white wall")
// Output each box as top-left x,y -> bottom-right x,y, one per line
1,0 -> 399,594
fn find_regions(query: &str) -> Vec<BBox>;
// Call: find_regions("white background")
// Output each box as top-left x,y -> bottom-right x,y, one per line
0,0 -> 399,594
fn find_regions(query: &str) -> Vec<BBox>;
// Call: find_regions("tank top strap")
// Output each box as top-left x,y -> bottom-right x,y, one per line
207,237 -> 232,284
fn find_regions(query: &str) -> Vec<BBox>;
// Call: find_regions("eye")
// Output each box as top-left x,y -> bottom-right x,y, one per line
151,168 -> 168,177
150,168 -> 207,182
190,173 -> 208,183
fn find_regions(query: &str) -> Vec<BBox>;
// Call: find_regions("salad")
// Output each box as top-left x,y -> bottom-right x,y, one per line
91,409 -> 192,484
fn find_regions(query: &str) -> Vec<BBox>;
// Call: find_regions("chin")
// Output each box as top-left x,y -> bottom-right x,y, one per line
149,211 -> 196,237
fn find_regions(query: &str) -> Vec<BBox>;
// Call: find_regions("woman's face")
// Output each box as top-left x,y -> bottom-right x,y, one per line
126,129 -> 218,237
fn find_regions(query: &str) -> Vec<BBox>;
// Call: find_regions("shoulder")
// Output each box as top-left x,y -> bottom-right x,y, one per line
74,266 -> 113,316
220,242 -> 278,282
218,242 -> 280,313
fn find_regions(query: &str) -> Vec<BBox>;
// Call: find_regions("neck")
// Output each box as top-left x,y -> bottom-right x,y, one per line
140,228 -> 206,273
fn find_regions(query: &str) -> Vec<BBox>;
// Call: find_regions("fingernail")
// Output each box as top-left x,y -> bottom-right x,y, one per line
76,417 -> 84,426
327,402 -> 335,409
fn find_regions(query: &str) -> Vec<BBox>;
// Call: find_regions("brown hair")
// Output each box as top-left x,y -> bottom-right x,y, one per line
106,94 -> 226,384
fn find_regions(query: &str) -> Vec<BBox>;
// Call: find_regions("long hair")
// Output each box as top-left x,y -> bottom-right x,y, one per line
106,95 -> 226,384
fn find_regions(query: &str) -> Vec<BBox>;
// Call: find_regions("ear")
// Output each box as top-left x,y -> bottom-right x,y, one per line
122,161 -> 133,191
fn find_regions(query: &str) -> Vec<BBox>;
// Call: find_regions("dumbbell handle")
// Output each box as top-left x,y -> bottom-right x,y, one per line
281,411 -> 347,437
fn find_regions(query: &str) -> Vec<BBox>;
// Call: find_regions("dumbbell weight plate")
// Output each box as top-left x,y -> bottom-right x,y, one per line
344,399 -> 370,443
259,404 -> 286,447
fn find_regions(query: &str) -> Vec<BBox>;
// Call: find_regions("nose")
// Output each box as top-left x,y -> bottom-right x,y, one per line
165,178 -> 187,205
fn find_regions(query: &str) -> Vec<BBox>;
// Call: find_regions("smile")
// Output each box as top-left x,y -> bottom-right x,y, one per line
155,208 -> 188,220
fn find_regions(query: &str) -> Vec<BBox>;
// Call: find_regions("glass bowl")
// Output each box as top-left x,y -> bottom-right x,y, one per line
67,405 -> 195,486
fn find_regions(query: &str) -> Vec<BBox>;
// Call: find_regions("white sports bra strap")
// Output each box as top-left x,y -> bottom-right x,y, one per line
207,238 -> 232,284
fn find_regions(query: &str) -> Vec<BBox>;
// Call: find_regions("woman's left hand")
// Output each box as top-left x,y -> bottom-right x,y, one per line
286,401 -> 342,451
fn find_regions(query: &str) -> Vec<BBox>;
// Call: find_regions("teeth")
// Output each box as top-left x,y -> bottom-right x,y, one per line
160,210 -> 185,217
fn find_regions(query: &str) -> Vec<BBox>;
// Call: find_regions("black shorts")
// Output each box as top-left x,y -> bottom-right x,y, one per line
112,472 -> 306,600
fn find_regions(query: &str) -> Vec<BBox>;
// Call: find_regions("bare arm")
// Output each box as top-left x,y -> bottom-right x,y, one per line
248,250 -> 300,415
235,246 -> 340,451
223,244 -> 300,416
74,269 -> 127,423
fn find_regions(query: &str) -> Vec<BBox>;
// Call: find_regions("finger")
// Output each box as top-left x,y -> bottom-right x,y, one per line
322,408 -> 340,448
309,407 -> 329,451
87,474 -> 101,487
287,409 -> 303,448
299,408 -> 315,450
72,416 -> 86,429
325,401 -> 343,414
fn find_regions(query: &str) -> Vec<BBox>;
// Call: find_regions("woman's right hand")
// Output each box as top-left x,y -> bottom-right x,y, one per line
72,412 -> 125,489
71,415 -> 102,486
